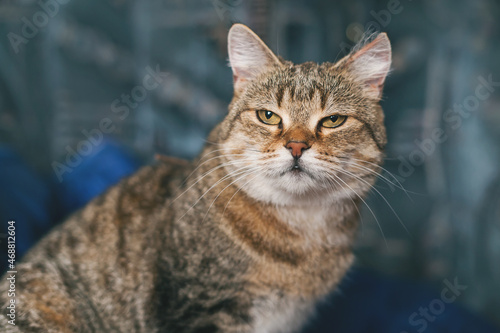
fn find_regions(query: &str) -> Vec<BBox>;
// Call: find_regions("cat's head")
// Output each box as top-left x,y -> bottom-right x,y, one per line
211,24 -> 391,206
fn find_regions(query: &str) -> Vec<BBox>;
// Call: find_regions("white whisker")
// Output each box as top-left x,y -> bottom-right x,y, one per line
328,164 -> 411,236
171,158 -> 257,205
324,171 -> 388,248
180,153 -> 252,187
323,171 -> 365,230
203,167 -> 263,223
221,171 -> 263,220
175,164 -> 259,222
347,158 -> 417,199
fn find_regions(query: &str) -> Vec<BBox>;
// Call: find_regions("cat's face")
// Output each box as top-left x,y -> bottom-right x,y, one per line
213,24 -> 391,206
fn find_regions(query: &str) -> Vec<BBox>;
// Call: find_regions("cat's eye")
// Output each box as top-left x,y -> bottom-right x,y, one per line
320,115 -> 347,128
256,110 -> 282,125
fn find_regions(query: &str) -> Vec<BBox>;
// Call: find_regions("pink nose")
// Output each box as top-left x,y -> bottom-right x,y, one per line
286,141 -> 309,158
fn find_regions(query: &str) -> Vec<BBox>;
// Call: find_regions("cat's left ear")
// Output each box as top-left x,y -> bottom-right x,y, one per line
228,24 -> 281,94
338,33 -> 392,100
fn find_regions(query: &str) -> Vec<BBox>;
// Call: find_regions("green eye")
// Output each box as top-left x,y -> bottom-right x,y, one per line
321,115 -> 347,128
257,110 -> 281,125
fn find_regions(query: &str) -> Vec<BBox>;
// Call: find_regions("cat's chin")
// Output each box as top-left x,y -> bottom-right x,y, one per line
240,170 -> 351,207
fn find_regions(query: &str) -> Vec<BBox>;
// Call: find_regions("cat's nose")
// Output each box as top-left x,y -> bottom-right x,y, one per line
286,141 -> 310,159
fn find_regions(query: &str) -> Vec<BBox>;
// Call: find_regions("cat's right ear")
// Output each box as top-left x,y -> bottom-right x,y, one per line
335,33 -> 392,100
228,24 -> 281,94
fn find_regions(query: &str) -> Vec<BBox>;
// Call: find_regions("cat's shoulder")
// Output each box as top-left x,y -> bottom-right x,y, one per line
154,154 -> 190,168
116,154 -> 191,199
76,155 -> 191,220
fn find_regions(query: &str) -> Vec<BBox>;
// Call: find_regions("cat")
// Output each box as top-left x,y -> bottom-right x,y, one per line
0,24 -> 391,333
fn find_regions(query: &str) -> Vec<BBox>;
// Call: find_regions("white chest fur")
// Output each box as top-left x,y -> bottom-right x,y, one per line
250,294 -> 316,333
274,203 -> 352,248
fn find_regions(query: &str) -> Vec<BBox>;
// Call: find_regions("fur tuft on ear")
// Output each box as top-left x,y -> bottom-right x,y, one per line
338,33 -> 392,100
228,24 -> 281,94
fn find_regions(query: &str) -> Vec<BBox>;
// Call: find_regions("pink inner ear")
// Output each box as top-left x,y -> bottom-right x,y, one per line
367,79 -> 386,99
367,76 -> 386,90
228,24 -> 282,93
232,68 -> 252,83
344,34 -> 391,99
231,67 -> 259,94
234,76 -> 248,86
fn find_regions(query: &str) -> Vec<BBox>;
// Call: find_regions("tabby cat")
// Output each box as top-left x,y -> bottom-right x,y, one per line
0,24 -> 391,332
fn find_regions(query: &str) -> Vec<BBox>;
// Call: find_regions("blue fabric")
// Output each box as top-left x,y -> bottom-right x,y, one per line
0,141 -> 139,270
51,140 -> 140,221
0,143 -> 498,333
0,146 -> 53,269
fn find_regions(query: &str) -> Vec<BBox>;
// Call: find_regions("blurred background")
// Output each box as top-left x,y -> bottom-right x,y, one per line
0,0 -> 499,330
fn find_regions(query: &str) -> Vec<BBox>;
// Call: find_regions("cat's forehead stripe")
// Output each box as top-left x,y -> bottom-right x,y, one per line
273,65 -> 331,110
276,83 -> 285,107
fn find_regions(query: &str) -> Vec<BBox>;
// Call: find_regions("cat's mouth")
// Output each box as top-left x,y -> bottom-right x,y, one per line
290,167 -> 303,176
280,160 -> 312,177
292,161 -> 303,173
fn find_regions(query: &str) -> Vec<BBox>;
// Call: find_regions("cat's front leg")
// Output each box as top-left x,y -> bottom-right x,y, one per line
0,263 -> 84,333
